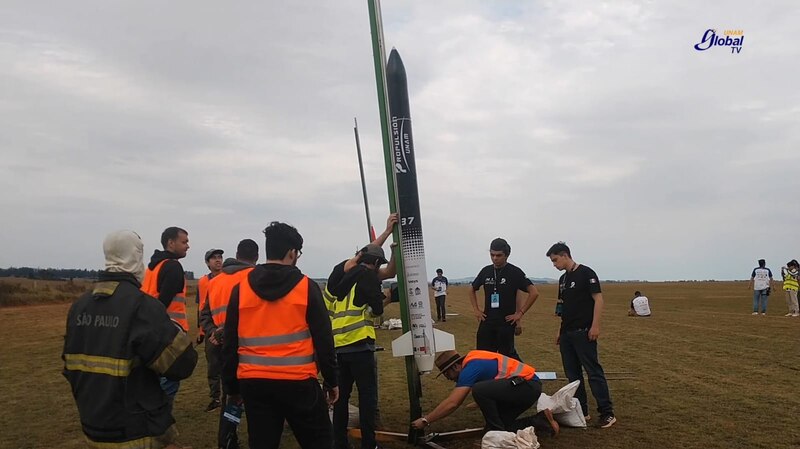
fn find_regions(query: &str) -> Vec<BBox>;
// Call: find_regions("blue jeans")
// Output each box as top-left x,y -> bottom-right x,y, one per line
160,377 -> 181,414
559,328 -> 613,416
752,289 -> 769,313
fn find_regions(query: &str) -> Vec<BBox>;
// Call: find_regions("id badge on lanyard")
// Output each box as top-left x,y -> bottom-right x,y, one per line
490,292 -> 500,309
491,267 -> 502,308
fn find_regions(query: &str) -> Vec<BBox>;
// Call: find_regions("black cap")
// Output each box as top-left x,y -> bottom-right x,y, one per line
360,243 -> 388,265
204,249 -> 224,262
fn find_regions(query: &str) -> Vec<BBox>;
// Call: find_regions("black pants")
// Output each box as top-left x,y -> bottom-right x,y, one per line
334,351 -> 377,449
217,391 -> 239,449
559,328 -> 613,416
240,378 -> 332,449
206,341 -> 222,400
476,322 -> 519,360
434,295 -> 446,321
472,377 -> 542,431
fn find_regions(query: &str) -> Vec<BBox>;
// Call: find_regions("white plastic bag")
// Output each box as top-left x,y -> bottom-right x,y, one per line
481,426 -> 540,449
381,318 -> 402,329
536,380 -> 586,428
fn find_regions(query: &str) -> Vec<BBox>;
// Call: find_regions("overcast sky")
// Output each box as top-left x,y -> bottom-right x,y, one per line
1,1 -> 798,281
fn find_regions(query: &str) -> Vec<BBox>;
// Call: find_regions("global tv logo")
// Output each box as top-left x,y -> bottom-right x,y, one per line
694,29 -> 744,54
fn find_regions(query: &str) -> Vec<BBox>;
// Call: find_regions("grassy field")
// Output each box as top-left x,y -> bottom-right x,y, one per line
1,279 -> 798,449
0,278 -> 92,307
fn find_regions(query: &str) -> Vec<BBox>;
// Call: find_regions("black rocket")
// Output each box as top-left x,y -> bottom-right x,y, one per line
386,48 -> 454,373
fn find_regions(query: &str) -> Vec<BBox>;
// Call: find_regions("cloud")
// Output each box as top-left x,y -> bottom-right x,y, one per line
0,1 -> 798,282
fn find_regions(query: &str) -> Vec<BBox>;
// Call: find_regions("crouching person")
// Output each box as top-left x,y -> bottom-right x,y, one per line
411,350 -> 558,436
63,230 -> 198,449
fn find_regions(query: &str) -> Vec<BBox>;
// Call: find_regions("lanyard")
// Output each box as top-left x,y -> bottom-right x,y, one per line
493,266 -> 504,293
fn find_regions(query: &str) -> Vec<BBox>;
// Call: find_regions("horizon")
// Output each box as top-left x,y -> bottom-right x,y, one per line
0,265 -> 754,283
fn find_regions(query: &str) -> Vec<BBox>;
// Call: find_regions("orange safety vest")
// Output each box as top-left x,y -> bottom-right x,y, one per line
237,275 -> 317,381
463,350 -> 536,381
208,268 -> 253,328
197,274 -> 212,335
141,260 -> 189,330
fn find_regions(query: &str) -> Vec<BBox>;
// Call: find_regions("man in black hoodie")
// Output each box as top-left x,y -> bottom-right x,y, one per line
141,226 -> 191,409
222,222 -> 338,449
325,214 -> 397,449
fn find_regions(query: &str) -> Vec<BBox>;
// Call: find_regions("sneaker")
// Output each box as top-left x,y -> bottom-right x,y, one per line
751,312 -> 759,315
761,312 -> 767,316
786,313 -> 793,317
792,313 -> 799,317
598,413 -> 617,428
205,399 -> 221,412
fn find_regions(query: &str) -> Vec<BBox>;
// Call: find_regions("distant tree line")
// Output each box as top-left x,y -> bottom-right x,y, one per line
0,267 -> 99,280
0,267 -> 195,281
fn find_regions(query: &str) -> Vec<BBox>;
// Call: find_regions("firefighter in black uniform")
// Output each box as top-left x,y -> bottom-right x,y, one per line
63,230 -> 198,449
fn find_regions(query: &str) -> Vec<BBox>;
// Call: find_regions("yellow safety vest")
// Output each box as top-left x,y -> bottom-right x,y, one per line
784,270 -> 799,291
324,284 -> 376,348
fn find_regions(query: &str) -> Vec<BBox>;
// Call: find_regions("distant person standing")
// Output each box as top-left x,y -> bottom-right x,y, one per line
431,268 -> 449,322
198,248 -> 223,410
222,222 -> 338,449
141,227 -> 190,408
628,291 -> 651,317
63,230 -> 197,449
781,260 -> 799,317
546,242 -> 616,428
469,238 -> 539,361
748,259 -> 773,315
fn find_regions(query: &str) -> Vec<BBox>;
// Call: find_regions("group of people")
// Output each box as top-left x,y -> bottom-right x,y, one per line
439,240 -> 618,430
749,258 -> 800,317
62,218 -> 617,449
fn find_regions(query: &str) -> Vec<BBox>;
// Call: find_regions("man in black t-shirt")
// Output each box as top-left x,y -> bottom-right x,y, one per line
546,242 -> 616,429
469,238 -> 539,361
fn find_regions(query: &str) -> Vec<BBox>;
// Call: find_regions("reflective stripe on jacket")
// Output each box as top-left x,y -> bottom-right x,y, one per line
209,268 -> 253,327
463,350 -> 536,381
141,260 -> 189,330
323,284 -> 376,348
63,276 -> 193,446
237,276 -> 317,380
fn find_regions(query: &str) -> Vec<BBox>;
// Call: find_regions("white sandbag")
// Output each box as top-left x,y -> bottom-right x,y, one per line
536,380 -> 586,428
381,318 -> 403,329
554,398 -> 586,428
481,426 -> 540,449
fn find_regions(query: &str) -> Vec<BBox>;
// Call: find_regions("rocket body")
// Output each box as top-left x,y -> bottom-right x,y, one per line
386,49 -> 454,373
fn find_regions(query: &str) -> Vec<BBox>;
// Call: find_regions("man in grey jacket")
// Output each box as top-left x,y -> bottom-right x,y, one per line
199,239 -> 259,449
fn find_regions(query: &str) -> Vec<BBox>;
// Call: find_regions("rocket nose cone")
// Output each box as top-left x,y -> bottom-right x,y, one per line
386,48 -> 406,79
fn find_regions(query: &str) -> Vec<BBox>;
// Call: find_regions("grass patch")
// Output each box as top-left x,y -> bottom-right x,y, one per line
2,281 -> 799,448
0,278 -> 91,307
